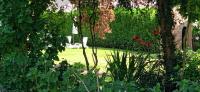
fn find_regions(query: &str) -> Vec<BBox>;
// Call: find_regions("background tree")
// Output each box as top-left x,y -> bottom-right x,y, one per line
0,0 -> 68,90
69,0 -> 115,70
157,0 -> 200,91
0,0 -> 68,61
157,0 -> 177,91
179,0 -> 200,50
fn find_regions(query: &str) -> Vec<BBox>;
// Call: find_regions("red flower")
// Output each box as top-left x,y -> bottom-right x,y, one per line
139,40 -> 152,47
139,40 -> 146,46
132,35 -> 140,41
132,35 -> 152,47
152,30 -> 160,35
144,42 -> 152,47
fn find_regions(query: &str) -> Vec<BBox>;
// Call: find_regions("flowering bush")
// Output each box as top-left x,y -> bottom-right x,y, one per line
132,35 -> 152,47
132,27 -> 160,48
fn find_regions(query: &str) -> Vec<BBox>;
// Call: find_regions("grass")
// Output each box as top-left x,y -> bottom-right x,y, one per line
57,47 -> 158,71
57,48 -> 119,70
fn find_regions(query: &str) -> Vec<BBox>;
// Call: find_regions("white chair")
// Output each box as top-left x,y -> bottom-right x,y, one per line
83,37 -> 88,48
67,36 -> 72,44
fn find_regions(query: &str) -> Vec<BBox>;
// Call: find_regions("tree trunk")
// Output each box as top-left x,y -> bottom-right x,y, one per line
186,22 -> 193,49
158,0 -> 178,91
78,1 -> 90,71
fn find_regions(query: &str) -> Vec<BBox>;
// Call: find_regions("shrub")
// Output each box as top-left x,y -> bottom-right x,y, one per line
100,8 -> 158,50
0,52 -> 68,92
106,51 -> 163,87
173,80 -> 200,92
193,28 -> 200,51
0,56 -> 146,92
182,50 -> 200,81
1,51 -> 199,92
65,8 -> 159,50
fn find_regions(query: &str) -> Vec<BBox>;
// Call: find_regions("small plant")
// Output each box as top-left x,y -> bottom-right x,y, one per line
106,51 -> 163,87
149,83 -> 162,92
173,80 -> 200,92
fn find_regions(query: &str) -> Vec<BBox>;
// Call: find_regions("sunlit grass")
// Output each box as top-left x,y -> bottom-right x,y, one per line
57,48 -> 119,70
57,47 -> 158,71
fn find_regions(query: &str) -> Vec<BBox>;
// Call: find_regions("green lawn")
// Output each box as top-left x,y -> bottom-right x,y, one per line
57,48 -> 118,70
57,47 -> 157,71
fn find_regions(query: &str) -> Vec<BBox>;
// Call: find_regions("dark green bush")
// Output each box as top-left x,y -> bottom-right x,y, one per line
0,51 -> 199,92
98,8 -> 158,49
0,55 -> 160,92
193,28 -> 200,51
173,80 -> 200,92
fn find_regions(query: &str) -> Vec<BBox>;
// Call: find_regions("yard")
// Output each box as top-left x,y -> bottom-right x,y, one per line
57,48 -> 123,70
1,0 -> 200,91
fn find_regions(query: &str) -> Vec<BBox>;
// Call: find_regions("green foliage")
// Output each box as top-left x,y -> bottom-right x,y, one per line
179,0 -> 200,22
0,57 -> 145,92
1,0 -> 200,91
102,81 -> 145,92
193,27 -> 200,51
0,0 -> 68,61
65,8 -> 159,50
173,80 -> 200,92
182,50 -> 200,81
149,83 -> 162,92
0,53 -> 63,91
0,0 -> 69,91
172,0 -> 200,22
0,52 -> 30,91
106,51 -> 128,81
1,52 -> 200,92
106,51 -> 163,87
101,8 -> 158,49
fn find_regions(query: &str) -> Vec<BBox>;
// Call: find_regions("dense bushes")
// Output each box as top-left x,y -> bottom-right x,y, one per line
65,8 -> 159,50
182,50 -> 200,81
1,1 -> 200,91
174,80 -> 200,92
0,0 -> 69,91
0,57 -> 147,92
193,27 -> 200,51
96,8 -> 158,49
1,50 -> 200,92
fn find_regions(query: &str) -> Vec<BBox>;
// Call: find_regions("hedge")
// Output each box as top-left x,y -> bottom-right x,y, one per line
65,8 -> 159,50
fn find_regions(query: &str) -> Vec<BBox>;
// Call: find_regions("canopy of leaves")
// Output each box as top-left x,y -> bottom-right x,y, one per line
70,0 -> 115,38
0,0 -> 68,61
177,0 -> 200,22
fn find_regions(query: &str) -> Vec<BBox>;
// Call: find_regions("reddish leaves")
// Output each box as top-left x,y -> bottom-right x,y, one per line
152,30 -> 160,35
132,35 -> 152,47
132,35 -> 140,40
70,0 -> 115,39
94,1 -> 115,39
145,42 -> 152,47
132,27 -> 161,47
152,27 -> 160,36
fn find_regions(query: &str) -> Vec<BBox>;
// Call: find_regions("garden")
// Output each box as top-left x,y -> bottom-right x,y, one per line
0,0 -> 200,92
